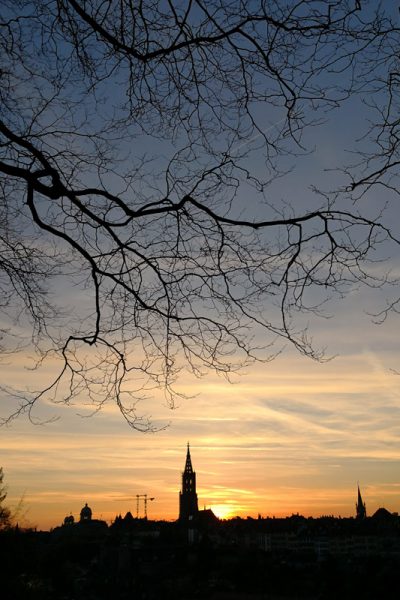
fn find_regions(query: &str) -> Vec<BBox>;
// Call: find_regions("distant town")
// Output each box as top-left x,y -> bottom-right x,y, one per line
1,444 -> 399,599
58,442 -> 398,532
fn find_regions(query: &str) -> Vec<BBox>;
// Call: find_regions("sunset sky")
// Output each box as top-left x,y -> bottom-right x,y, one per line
1,2 -> 400,532
2,283 -> 400,530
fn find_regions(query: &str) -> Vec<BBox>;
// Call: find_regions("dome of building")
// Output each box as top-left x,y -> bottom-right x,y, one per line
80,502 -> 92,522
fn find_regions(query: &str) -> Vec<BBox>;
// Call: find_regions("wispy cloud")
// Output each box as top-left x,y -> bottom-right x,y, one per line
2,284 -> 400,529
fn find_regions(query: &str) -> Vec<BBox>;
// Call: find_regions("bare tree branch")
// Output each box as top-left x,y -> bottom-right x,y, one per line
0,1 -> 398,428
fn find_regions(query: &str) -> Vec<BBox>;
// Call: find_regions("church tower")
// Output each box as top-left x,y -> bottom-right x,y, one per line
179,443 -> 199,521
356,484 -> 367,520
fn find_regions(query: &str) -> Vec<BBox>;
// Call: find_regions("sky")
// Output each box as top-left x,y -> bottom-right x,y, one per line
1,1 -> 400,531
2,283 -> 400,529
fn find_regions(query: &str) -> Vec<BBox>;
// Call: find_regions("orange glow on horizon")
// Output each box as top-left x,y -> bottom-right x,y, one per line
209,504 -> 239,520
2,337 -> 400,531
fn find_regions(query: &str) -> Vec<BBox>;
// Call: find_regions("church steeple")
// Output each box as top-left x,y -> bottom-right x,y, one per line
179,443 -> 199,521
356,484 -> 366,520
184,442 -> 194,474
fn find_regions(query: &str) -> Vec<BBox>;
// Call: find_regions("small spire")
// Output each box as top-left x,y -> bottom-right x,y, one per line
356,483 -> 366,519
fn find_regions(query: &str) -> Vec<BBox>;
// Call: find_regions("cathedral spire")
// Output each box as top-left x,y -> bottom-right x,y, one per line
179,443 -> 198,521
184,442 -> 193,474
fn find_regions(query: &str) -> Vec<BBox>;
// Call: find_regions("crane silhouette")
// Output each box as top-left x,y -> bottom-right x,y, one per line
136,494 -> 155,519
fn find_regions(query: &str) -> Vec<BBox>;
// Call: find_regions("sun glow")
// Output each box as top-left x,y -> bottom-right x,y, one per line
210,504 -> 238,520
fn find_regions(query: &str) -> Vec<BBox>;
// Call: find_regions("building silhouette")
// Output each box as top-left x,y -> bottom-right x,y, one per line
356,485 -> 367,520
179,443 -> 199,521
80,502 -> 93,522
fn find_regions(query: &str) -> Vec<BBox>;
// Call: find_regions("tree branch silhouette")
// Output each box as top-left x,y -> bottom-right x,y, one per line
0,1 -> 398,427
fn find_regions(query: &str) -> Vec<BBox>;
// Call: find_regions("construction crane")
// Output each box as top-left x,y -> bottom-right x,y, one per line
135,494 -> 155,519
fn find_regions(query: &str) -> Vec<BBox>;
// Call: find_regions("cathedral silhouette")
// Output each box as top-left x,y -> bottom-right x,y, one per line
179,443 -> 199,521
178,443 -> 218,526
